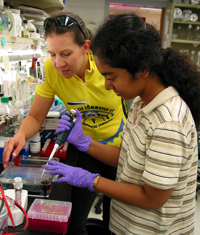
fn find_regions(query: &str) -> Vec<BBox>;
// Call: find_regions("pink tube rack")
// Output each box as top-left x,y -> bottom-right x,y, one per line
27,198 -> 72,234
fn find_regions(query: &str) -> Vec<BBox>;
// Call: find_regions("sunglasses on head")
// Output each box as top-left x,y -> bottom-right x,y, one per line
43,15 -> 86,39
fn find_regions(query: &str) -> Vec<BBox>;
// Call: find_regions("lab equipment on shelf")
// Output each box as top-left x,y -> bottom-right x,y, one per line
0,96 -> 17,137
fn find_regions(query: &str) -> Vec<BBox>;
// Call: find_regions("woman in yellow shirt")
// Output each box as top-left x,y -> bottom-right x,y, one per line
3,12 -> 127,235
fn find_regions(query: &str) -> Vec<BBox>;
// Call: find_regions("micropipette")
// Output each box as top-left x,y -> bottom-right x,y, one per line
41,109 -> 76,177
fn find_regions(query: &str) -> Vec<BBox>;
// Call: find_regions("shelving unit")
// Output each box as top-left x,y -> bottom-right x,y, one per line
0,35 -> 41,45
165,1 -> 200,63
167,2 -> 200,64
0,0 -> 65,61
6,0 -> 65,14
0,34 -> 43,59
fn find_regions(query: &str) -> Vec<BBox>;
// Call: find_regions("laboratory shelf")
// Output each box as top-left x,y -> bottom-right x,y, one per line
172,3 -> 200,9
174,21 -> 200,25
0,35 -> 41,45
171,39 -> 200,45
8,0 -> 65,14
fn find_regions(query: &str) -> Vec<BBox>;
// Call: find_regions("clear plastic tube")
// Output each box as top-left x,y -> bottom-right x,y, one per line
13,177 -> 23,205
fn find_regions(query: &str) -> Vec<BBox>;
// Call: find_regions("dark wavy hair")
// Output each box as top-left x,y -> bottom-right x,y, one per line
44,11 -> 92,45
91,13 -> 200,127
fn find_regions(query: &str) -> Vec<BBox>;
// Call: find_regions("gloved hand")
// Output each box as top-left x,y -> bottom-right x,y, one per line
55,109 -> 91,151
45,160 -> 100,191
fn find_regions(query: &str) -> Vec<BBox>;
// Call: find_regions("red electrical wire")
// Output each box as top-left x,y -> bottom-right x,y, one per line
0,186 -> 29,235
6,195 -> 29,234
0,186 -> 15,227
2,195 -> 29,235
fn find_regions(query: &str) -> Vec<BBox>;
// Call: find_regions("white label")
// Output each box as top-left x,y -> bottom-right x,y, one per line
30,140 -> 41,153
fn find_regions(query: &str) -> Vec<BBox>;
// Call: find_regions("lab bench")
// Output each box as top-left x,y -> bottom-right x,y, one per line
5,144 -> 78,235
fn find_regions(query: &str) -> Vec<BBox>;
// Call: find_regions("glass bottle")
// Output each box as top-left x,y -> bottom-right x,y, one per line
196,51 -> 200,68
191,50 -> 196,63
182,0 -> 190,3
184,49 -> 190,56
182,10 -> 192,22
172,25 -> 178,39
22,20 -> 29,38
194,26 -> 200,41
186,24 -> 194,40
177,25 -> 184,39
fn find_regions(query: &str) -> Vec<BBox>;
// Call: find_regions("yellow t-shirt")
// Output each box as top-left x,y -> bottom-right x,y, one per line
36,50 -> 127,146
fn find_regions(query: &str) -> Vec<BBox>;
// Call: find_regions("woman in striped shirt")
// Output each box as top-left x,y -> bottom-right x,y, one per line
46,13 -> 200,235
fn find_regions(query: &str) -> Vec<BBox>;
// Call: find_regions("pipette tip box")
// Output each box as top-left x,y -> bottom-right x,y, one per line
27,198 -> 72,234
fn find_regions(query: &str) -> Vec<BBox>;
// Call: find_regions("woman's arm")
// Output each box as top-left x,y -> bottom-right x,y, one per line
97,177 -> 174,210
86,139 -> 121,167
3,94 -> 54,168
17,94 -> 54,140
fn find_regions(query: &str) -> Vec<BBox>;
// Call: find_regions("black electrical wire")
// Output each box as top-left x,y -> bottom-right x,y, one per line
0,181 -> 5,213
0,196 -> 29,234
0,195 -> 4,213
0,183 -> 29,235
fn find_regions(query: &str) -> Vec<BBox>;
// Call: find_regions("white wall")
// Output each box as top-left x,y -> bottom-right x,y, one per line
64,0 -> 167,33
64,0 -> 105,33
110,6 -> 162,31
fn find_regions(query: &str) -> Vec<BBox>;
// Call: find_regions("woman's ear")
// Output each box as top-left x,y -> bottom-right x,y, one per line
83,39 -> 91,54
135,67 -> 150,79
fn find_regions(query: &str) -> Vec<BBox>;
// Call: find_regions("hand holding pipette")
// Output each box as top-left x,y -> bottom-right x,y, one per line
55,109 -> 91,152
41,109 -> 76,177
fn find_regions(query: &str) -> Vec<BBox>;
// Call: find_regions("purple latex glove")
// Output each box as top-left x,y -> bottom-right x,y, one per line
55,109 -> 91,151
45,160 -> 100,191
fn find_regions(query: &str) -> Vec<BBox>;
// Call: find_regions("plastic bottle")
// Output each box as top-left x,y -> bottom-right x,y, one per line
15,100 -> 24,130
13,177 -> 23,205
22,20 -> 29,38
8,96 -> 15,109
29,132 -> 41,154
0,97 -> 16,115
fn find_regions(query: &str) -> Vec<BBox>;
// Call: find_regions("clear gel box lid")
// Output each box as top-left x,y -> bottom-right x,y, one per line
0,157 -> 59,186
28,198 -> 72,222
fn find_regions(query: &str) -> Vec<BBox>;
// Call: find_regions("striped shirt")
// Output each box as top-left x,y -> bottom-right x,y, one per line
109,87 -> 198,235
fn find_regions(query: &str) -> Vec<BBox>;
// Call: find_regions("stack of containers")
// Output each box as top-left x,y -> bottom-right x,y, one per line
0,97 -> 29,163
0,97 -> 17,137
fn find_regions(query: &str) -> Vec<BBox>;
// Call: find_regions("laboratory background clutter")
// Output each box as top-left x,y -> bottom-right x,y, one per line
0,0 -> 200,234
